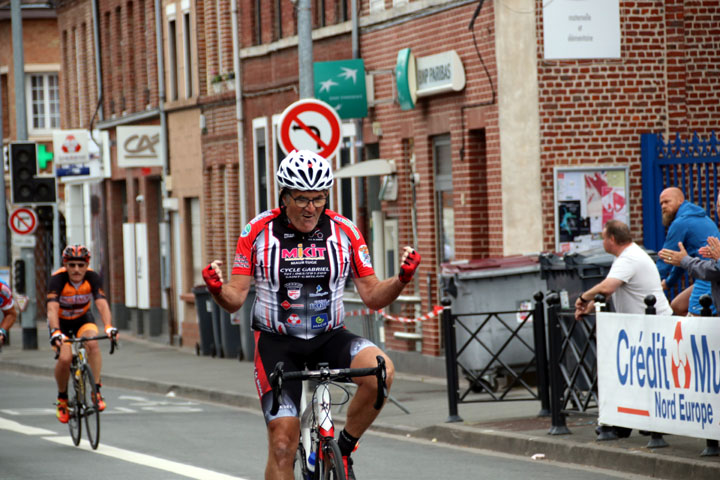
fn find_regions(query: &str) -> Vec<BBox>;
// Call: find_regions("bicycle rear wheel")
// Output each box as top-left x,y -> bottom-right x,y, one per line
81,366 -> 101,449
319,439 -> 345,480
68,370 -> 82,446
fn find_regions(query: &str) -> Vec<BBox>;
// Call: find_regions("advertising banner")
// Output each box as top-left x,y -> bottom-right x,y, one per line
597,311 -> 720,440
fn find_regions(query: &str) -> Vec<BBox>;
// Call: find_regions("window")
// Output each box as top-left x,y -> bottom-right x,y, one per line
183,10 -> 193,98
275,0 -> 283,39
254,0 -> 262,45
253,118 -> 270,214
433,134 -> 454,263
27,73 -> 60,134
168,16 -> 178,101
189,197 -> 203,285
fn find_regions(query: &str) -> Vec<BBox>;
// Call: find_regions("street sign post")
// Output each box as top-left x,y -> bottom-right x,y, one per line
8,207 -> 38,236
278,99 -> 342,159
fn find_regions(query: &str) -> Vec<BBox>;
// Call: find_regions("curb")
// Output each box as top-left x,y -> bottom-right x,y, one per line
412,424 -> 720,480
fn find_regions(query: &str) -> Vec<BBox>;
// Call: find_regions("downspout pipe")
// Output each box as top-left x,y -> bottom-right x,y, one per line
91,0 -> 103,121
231,0 -> 247,226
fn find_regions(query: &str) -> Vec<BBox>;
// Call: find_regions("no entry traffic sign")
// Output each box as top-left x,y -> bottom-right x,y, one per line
278,99 -> 342,159
9,208 -> 38,236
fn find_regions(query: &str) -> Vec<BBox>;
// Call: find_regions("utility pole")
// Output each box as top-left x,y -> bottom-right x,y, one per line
11,0 -> 38,349
297,0 -> 313,98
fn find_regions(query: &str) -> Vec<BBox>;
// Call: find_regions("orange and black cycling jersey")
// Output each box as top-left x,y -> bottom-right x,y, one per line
47,268 -> 106,321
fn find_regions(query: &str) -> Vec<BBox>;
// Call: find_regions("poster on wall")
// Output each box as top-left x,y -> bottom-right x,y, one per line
554,167 -> 629,253
542,0 -> 621,60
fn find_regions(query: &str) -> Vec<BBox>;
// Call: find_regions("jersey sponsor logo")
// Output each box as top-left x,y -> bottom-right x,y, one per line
281,243 -> 327,261
285,282 -> 303,300
333,215 -> 360,240
233,252 -> 250,270
284,233 -> 295,239
308,230 -> 324,241
281,300 -> 304,310
287,314 -> 302,325
309,285 -> 328,297
358,244 -> 372,268
310,313 -> 329,329
309,299 -> 330,311
251,210 -> 274,224
240,223 -> 252,237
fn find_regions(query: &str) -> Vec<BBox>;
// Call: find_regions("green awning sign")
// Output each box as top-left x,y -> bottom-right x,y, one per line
313,59 -> 368,119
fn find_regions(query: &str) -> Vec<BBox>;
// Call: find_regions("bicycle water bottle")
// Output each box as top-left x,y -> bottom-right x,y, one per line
307,451 -> 316,473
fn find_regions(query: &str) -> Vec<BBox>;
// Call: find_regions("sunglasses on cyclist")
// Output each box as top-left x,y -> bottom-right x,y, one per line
66,262 -> 88,269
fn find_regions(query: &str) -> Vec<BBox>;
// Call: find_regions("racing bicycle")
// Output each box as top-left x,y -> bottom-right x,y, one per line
269,356 -> 387,480
55,334 -> 117,450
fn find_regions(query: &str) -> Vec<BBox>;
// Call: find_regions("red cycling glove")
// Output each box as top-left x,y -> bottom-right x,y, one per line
202,264 -> 223,295
398,249 -> 421,284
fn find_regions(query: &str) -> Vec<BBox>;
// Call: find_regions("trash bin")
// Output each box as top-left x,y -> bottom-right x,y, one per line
219,307 -> 242,360
192,285 -> 216,356
235,285 -> 256,361
441,255 -> 546,391
210,301 -> 224,358
539,247 -> 615,309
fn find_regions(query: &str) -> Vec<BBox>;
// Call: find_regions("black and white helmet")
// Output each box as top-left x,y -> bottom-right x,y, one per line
276,150 -> 334,191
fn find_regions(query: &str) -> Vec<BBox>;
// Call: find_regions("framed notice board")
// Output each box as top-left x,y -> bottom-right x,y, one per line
554,166 -> 629,253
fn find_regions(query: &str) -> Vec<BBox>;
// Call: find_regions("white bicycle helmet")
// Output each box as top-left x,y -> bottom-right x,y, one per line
276,150 -> 334,191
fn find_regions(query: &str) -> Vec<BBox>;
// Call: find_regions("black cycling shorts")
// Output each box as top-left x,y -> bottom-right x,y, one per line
58,312 -> 99,338
254,328 -> 376,424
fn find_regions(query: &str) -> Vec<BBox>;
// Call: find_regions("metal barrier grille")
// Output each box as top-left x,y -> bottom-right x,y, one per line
453,310 -> 540,403
556,310 -> 598,413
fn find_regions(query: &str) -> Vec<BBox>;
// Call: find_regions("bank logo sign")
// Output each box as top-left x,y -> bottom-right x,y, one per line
597,312 -> 720,440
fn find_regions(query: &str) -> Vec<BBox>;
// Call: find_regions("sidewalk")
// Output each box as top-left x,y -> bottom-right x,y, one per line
1,330 -> 719,480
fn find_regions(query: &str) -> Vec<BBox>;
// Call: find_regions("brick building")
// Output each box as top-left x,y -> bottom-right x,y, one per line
49,1 -> 720,372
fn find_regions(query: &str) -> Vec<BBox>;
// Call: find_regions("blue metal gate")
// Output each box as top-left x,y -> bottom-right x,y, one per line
641,132 -> 720,251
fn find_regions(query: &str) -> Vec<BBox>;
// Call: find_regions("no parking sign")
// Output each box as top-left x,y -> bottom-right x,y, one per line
277,99 -> 342,159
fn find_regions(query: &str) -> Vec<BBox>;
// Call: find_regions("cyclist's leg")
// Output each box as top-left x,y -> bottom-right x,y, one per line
54,320 -> 76,394
320,329 -> 395,464
77,314 -> 101,382
255,331 -> 305,479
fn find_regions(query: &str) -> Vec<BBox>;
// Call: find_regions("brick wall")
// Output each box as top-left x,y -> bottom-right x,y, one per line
535,0 -> 720,250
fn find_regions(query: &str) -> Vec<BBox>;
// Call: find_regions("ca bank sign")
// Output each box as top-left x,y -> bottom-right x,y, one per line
117,126 -> 163,168
597,312 -> 720,440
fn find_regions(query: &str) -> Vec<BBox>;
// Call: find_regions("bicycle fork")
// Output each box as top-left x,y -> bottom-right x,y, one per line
301,382 -> 334,475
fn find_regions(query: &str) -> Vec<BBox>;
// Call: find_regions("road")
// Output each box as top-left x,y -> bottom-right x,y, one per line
0,370 -> 653,480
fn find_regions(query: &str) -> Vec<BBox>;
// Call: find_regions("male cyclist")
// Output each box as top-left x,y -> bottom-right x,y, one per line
203,150 -> 421,480
0,279 -> 18,345
48,245 -> 117,423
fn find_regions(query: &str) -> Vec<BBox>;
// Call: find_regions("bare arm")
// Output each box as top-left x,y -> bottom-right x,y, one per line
47,301 -> 61,332
0,305 -> 17,332
353,274 -> 409,311
95,297 -> 113,330
574,277 -> 624,320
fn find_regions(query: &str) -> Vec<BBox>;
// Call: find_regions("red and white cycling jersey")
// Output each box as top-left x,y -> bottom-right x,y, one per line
232,208 -> 375,339
0,280 -> 14,312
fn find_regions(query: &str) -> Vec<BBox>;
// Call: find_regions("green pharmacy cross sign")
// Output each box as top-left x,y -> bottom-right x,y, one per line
313,59 -> 367,119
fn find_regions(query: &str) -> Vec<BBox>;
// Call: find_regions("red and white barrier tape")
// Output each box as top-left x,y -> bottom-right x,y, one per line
345,305 -> 444,324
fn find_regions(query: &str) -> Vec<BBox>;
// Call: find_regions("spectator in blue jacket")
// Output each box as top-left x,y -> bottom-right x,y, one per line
657,187 -> 719,315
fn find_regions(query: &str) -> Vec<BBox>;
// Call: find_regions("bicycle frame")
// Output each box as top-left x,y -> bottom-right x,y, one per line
269,356 -> 387,479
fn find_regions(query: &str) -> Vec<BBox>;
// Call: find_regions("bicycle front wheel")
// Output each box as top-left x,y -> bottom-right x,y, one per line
68,369 -> 82,446
81,365 -> 101,449
319,439 -> 345,480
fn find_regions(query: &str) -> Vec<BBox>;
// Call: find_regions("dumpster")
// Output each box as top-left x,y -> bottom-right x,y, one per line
192,285 -> 216,356
441,255 -> 545,391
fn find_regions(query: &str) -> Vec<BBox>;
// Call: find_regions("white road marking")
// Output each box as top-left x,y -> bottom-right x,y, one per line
1,408 -> 56,416
44,436 -> 250,480
0,416 -> 56,435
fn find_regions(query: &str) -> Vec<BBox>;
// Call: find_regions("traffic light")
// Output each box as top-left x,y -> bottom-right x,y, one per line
9,142 -> 56,204
13,259 -> 26,295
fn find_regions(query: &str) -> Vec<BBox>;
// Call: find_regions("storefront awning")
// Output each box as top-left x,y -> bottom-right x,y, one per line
334,159 -> 396,178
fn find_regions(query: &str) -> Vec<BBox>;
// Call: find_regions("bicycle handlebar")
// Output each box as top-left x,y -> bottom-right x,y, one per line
268,355 -> 388,416
53,333 -> 119,360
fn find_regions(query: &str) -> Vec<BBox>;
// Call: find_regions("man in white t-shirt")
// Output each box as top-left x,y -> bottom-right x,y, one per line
574,219 -> 672,319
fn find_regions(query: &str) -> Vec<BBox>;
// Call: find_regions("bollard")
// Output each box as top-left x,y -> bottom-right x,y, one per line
442,296 -> 463,423
532,291 -> 551,417
697,295 -> 719,456
546,292 -> 570,435
643,295 -> 669,449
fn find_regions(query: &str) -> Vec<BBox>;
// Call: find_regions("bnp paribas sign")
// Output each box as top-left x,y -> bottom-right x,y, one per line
313,59 -> 368,119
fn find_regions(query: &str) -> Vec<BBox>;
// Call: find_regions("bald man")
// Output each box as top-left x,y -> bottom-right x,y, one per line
657,187 -> 719,315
